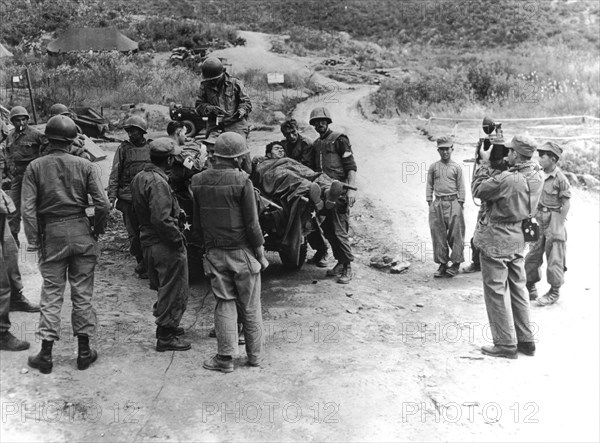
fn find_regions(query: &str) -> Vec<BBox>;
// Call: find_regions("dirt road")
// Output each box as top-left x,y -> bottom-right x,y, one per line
1,32 -> 598,442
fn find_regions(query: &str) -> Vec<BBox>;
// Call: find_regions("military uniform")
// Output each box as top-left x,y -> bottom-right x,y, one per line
107,139 -> 151,264
21,142 -> 109,342
192,134 -> 265,370
4,126 -> 46,242
472,136 -> 543,357
525,142 -> 571,303
280,134 -> 316,169
195,72 -> 252,138
130,153 -> 189,346
312,130 -> 357,268
426,138 -> 466,270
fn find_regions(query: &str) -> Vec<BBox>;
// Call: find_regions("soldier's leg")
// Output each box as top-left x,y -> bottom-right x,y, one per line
38,257 -> 68,341
67,241 -> 98,338
447,200 -> 466,264
545,239 -> 566,289
480,254 -> 517,346
328,200 -> 353,264
507,254 -> 534,343
3,223 -> 24,295
429,200 -> 449,264
0,251 -> 11,334
203,249 -> 238,356
524,232 -> 546,285
8,175 -> 23,243
150,243 -> 189,329
233,248 -> 264,362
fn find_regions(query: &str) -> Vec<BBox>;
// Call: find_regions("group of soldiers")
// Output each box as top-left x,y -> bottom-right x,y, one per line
0,57 -> 358,373
427,128 -> 571,359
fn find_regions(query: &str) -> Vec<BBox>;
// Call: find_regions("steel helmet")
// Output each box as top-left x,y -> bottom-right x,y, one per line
213,132 -> 249,158
309,107 -> 332,125
482,116 -> 496,135
49,103 -> 70,116
9,106 -> 29,122
45,115 -> 78,142
201,57 -> 224,81
123,115 -> 148,134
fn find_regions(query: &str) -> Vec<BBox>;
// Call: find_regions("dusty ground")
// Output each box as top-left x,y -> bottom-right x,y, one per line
1,32 -> 599,442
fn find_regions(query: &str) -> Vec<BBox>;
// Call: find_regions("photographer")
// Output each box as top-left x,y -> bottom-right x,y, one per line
472,135 -> 542,359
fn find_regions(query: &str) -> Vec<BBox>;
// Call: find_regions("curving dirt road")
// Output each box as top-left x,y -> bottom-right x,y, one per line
1,31 -> 598,442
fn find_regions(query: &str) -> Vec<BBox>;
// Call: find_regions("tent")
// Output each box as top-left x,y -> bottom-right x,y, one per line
0,43 -> 14,58
47,27 -> 138,54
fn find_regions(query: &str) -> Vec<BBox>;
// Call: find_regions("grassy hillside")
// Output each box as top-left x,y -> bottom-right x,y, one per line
1,0 -> 598,50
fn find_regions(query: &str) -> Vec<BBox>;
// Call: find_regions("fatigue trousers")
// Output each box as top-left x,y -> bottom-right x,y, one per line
0,216 -> 13,333
525,211 -> 567,288
322,199 -> 353,264
203,248 -> 263,359
8,173 -> 24,242
38,217 -> 98,341
429,199 -> 465,264
143,243 -> 188,329
1,215 -> 23,296
480,253 -> 534,346
116,199 -> 142,262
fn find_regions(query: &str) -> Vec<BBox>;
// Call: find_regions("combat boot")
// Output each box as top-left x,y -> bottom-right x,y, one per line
0,331 -> 30,351
325,181 -> 345,209
326,262 -> 344,277
445,262 -> 460,277
308,183 -> 324,211
526,282 -> 538,301
537,286 -> 560,306
462,262 -> 480,273
10,290 -> 40,312
156,326 -> 191,352
337,263 -> 353,284
309,249 -> 329,268
76,335 -> 98,370
481,345 -> 518,359
517,342 -> 536,356
28,340 -> 53,374
433,263 -> 449,278
203,354 -> 234,373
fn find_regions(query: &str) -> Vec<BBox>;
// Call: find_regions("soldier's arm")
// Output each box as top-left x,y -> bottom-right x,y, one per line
235,79 -> 252,117
87,163 -> 110,235
20,163 -> 39,245
195,83 -> 211,116
107,145 -> 123,202
456,164 -> 466,203
559,174 -> 571,220
472,167 -> 508,202
149,176 -> 184,248
241,178 -> 264,248
426,163 -> 434,204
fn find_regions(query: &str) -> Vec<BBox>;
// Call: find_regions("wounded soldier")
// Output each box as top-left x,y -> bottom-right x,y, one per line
252,141 -> 350,211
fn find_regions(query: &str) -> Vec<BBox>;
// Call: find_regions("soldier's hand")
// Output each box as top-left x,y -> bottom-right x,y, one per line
459,201 -> 464,209
346,189 -> 356,207
254,246 -> 269,271
236,108 -> 246,119
479,145 -> 492,162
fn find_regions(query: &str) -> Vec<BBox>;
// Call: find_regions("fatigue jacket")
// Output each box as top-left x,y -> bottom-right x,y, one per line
5,126 -> 46,176
191,165 -> 263,250
21,148 -> 109,244
312,130 -> 356,182
107,139 -> 151,202
280,135 -> 315,169
472,160 -> 543,258
195,73 -> 252,124
130,164 -> 184,250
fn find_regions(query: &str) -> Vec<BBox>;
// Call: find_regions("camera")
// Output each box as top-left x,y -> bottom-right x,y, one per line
476,116 -> 509,168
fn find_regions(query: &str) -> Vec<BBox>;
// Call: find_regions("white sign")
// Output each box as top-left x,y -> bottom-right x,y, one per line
267,73 -> 285,84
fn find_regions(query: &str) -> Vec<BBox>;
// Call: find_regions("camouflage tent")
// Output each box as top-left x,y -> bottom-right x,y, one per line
47,27 -> 138,54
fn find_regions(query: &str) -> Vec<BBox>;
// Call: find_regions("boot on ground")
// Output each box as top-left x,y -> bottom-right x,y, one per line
0,331 -> 30,351
28,340 -> 53,374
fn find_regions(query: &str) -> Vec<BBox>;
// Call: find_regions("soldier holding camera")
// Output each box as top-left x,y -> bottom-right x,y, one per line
472,135 -> 542,359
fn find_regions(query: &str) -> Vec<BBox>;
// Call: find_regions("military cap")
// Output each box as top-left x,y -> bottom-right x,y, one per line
538,141 -> 563,159
505,135 -> 537,158
436,135 -> 454,148
149,137 -> 182,157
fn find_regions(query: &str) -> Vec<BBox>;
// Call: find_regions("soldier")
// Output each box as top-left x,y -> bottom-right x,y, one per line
309,107 -> 357,284
191,133 -> 268,373
525,141 -> 571,306
0,190 -> 32,352
472,135 -> 542,359
195,57 -> 252,139
130,138 -> 191,352
107,115 -> 151,278
48,103 -> 90,161
279,119 -> 329,267
21,115 -> 109,373
426,136 -> 466,278
4,106 -> 46,246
